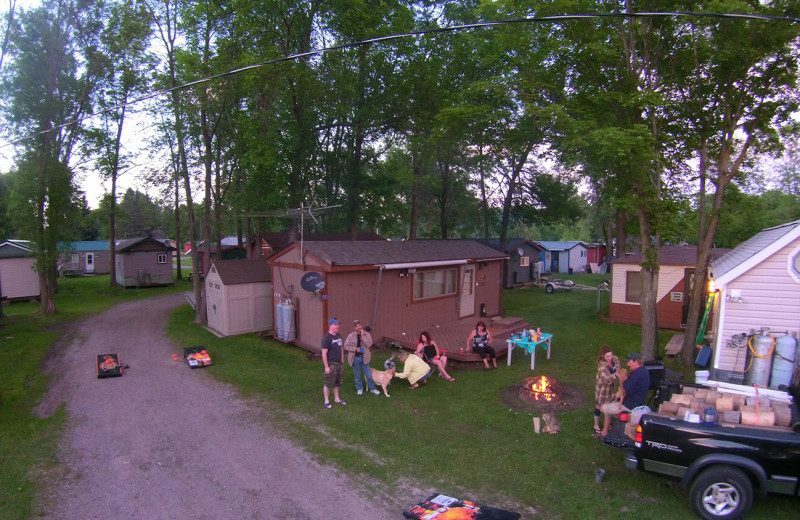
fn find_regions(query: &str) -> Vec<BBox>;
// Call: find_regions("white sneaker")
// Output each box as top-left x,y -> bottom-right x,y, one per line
370,388 -> 380,395
357,389 -> 363,396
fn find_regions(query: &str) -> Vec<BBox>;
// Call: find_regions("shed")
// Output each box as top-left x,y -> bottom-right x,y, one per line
205,259 -> 273,337
608,246 -> 728,330
58,240 -> 110,275
115,237 -> 175,288
267,240 -> 507,352
708,220 -> 800,377
535,241 -> 589,273
0,240 -> 40,301
479,238 -> 544,287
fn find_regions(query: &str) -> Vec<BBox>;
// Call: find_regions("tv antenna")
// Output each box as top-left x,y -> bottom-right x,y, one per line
245,202 -> 341,263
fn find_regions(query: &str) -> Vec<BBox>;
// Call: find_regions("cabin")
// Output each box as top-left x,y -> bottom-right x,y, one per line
248,231 -> 385,260
0,240 -> 40,302
535,241 -> 589,274
479,238 -> 544,287
267,240 -> 509,353
58,241 -> 110,276
608,246 -> 728,330
195,237 -> 248,275
708,220 -> 800,382
205,259 -> 272,337
115,237 -> 175,288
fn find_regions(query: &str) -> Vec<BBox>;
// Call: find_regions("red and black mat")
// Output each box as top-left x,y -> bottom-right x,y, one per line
184,346 -> 212,368
403,493 -> 520,519
96,353 -> 123,378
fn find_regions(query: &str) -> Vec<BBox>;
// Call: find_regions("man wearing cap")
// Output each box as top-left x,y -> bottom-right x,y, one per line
322,318 -> 346,408
600,351 -> 650,437
344,319 -> 380,396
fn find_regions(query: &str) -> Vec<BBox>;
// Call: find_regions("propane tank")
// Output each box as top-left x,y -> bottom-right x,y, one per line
275,302 -> 286,341
769,335 -> 797,389
282,300 -> 296,341
746,334 -> 775,387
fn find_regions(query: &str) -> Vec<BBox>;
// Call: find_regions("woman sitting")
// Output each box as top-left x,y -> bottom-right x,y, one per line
415,331 -> 455,382
466,321 -> 497,369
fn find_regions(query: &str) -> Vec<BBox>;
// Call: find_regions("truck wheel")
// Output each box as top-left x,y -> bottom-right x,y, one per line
545,284 -> 554,294
690,465 -> 753,520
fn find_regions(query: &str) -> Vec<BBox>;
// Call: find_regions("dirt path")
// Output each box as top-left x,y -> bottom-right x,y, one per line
35,293 -> 401,519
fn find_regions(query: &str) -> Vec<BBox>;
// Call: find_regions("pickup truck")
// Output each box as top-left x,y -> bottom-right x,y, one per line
623,402 -> 800,519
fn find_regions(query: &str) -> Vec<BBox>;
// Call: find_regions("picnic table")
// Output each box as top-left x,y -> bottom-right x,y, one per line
506,332 -> 553,370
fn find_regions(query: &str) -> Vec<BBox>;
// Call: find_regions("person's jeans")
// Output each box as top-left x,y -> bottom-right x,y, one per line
352,356 -> 376,391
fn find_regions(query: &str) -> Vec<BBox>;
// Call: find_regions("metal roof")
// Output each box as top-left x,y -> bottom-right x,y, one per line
712,219 -> 800,283
0,240 -> 35,258
534,240 -> 588,251
277,239 -> 507,267
57,240 -> 110,252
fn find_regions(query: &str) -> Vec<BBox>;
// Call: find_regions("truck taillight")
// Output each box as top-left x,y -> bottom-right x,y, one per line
635,424 -> 643,444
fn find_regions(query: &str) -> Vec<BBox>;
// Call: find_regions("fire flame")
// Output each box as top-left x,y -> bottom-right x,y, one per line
529,375 -> 555,401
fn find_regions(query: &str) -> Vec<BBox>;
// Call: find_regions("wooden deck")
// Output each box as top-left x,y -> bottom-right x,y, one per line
383,316 -> 531,363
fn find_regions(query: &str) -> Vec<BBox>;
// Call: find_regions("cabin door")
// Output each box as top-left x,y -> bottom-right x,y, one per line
459,265 -> 475,318
85,253 -> 95,274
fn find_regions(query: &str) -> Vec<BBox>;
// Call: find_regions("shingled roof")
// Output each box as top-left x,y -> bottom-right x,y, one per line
712,219 -> 800,283
290,240 -> 508,267
211,259 -> 270,284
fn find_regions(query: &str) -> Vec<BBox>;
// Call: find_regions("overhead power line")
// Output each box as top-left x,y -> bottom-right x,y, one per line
3,11 -> 799,148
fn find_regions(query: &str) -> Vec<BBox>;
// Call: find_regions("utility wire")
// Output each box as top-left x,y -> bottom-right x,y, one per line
3,11 -> 799,148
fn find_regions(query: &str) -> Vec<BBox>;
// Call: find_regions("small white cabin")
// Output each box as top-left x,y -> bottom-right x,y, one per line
0,240 -> 40,301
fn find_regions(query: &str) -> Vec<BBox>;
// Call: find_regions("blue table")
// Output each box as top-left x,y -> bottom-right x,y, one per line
506,333 -> 553,370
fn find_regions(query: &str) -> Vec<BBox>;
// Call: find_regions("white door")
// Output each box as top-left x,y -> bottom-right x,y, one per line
459,265 -> 475,318
85,253 -> 95,274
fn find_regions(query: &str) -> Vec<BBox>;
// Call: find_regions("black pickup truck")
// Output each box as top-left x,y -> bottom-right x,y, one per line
622,394 -> 800,519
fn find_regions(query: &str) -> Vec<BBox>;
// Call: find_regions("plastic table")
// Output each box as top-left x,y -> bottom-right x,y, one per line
506,333 -> 553,370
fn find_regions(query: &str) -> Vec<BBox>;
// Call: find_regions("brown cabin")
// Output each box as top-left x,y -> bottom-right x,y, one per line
115,237 -> 175,288
267,240 -> 510,353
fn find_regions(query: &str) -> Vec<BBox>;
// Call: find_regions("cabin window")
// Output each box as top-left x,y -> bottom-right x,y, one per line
69,254 -> 78,264
625,271 -> 642,302
157,253 -> 167,264
791,246 -> 800,283
519,256 -> 530,267
413,268 -> 458,300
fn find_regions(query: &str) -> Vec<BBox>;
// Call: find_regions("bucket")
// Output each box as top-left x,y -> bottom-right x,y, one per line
702,408 -> 719,427
695,370 -> 710,383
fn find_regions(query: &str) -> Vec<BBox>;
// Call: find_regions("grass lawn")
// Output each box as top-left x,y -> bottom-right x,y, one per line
2,274 -> 797,519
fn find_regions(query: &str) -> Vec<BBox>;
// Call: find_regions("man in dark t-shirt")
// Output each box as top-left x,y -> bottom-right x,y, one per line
322,318 -> 346,409
600,352 -> 650,436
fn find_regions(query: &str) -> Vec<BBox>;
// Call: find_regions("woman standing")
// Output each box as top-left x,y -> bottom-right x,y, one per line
466,321 -> 497,369
594,345 -> 620,435
415,331 -> 455,382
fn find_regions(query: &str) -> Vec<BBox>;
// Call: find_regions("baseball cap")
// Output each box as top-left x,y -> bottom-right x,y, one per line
625,352 -> 642,362
328,318 -> 340,325
353,319 -> 361,325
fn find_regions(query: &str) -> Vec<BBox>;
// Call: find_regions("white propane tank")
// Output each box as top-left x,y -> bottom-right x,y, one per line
282,301 -> 296,341
275,302 -> 286,341
746,334 -> 775,387
769,335 -> 797,389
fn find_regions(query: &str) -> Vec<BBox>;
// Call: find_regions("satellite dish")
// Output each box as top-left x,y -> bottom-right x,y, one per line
517,247 -> 525,257
300,271 -> 325,292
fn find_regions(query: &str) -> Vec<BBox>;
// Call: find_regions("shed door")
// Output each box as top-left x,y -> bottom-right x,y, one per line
459,265 -> 475,318
85,253 -> 95,274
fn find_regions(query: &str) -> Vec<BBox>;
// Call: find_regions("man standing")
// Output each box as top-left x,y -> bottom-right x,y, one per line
344,319 -> 380,395
322,318 -> 346,409
600,352 -> 650,436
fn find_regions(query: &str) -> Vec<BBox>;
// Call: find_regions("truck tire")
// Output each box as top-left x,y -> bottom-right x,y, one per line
545,284 -> 555,294
690,465 -> 753,520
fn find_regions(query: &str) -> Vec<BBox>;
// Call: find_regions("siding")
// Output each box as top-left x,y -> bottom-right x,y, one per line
0,257 -> 40,299
713,238 -> 800,371
116,251 -> 173,287
610,264 -> 688,329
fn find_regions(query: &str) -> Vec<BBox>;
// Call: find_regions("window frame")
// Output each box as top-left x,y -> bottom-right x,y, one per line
157,253 -> 168,264
412,268 -> 458,301
519,256 -> 530,267
625,270 -> 643,303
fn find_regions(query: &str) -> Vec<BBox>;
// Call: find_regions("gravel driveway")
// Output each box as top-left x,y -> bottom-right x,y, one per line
34,293 -> 402,519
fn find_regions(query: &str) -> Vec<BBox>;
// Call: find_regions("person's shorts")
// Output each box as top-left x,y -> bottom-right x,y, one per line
324,361 -> 344,388
601,401 -> 630,416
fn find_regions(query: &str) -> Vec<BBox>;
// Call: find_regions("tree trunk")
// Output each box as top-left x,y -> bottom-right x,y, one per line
409,150 -> 420,240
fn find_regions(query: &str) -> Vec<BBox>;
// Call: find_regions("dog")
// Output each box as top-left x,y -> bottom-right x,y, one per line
370,358 -> 396,397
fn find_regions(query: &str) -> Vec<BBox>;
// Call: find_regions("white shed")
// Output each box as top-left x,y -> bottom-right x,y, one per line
709,220 -> 800,376
0,240 -> 40,301
205,259 -> 272,337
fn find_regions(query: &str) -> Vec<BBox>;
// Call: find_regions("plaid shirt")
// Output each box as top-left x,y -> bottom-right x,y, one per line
595,356 -> 621,407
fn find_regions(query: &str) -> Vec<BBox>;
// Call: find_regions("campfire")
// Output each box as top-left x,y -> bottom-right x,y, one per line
520,375 -> 561,402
